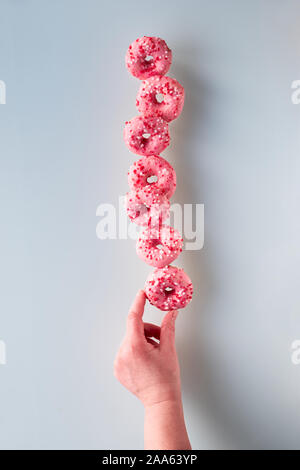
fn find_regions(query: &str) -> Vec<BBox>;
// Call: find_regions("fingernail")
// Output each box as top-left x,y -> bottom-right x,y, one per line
172,310 -> 178,320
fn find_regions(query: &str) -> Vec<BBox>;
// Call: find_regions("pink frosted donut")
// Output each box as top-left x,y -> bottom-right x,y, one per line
124,115 -> 170,156
128,155 -> 176,200
125,36 -> 172,80
125,189 -> 170,227
136,76 -> 185,122
137,225 -> 183,268
144,265 -> 193,311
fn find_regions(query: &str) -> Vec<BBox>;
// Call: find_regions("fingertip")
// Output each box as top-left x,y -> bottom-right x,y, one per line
129,289 -> 146,319
137,289 -> 146,304
134,289 -> 145,301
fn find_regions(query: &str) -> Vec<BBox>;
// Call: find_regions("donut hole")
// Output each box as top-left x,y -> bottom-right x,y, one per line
147,175 -> 158,184
135,203 -> 149,219
151,239 -> 164,250
141,133 -> 151,146
164,286 -> 174,296
145,55 -> 153,62
155,93 -> 165,104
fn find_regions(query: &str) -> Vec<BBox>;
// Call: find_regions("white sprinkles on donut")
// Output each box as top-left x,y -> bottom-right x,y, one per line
125,36 -> 172,80
136,76 -> 185,122
125,189 -> 170,227
144,266 -> 193,311
128,155 -> 176,199
137,225 -> 183,268
124,115 -> 170,156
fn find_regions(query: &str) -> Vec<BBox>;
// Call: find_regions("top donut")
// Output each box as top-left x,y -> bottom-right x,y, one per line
125,36 -> 172,80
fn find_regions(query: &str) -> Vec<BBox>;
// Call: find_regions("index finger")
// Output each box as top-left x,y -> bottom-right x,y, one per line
126,290 -> 146,340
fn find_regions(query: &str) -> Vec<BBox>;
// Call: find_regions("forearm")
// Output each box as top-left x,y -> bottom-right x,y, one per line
144,398 -> 191,450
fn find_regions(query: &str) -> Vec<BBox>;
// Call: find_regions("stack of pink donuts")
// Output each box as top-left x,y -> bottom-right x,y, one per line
124,36 -> 193,311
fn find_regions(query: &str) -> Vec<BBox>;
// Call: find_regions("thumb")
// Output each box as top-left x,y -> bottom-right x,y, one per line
160,310 -> 178,350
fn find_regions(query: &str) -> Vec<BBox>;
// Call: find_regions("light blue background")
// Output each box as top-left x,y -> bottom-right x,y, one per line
0,0 -> 300,449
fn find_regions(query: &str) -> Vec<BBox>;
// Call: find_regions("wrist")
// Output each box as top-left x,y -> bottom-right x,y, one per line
144,396 -> 191,450
144,397 -> 183,412
142,384 -> 182,409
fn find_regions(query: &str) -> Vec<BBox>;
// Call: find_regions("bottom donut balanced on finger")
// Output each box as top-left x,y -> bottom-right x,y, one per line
144,265 -> 193,311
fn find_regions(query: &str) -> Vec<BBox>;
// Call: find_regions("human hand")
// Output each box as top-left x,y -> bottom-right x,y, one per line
114,289 -> 181,408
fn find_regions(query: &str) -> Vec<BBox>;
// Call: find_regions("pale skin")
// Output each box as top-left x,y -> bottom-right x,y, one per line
114,289 -> 191,450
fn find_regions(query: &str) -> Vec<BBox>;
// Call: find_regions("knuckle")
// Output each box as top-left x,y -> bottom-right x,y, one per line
114,352 -> 129,378
114,349 -> 125,366
119,347 -> 132,363
128,341 -> 141,354
114,352 -> 121,367
113,339 -> 145,375
113,358 -> 121,377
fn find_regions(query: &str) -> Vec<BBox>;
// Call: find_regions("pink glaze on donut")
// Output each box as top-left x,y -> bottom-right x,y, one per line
137,225 -> 183,268
125,36 -> 172,80
136,76 -> 185,122
124,115 -> 170,156
144,265 -> 193,311
125,189 -> 170,227
128,155 -> 176,200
